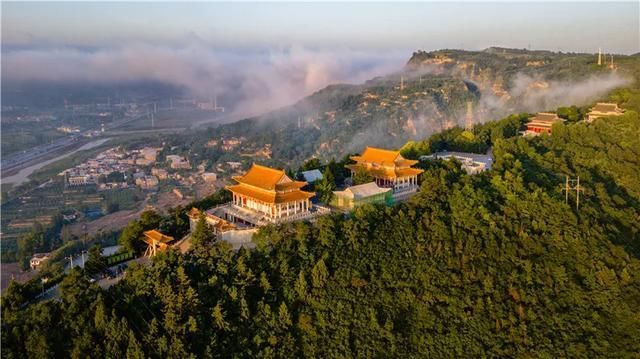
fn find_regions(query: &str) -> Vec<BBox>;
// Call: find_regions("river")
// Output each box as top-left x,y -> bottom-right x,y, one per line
2,138 -> 111,186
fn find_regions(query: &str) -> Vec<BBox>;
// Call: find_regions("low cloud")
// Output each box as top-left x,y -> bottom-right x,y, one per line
1,44 -> 407,118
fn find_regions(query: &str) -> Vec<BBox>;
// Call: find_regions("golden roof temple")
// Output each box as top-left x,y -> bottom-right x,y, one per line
346,147 -> 423,200
225,163 -> 316,224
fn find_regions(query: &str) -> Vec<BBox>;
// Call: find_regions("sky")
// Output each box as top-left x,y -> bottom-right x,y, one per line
2,2 -> 639,116
3,2 -> 639,53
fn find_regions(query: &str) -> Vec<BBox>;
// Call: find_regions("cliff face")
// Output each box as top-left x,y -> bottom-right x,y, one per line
204,48 -> 634,166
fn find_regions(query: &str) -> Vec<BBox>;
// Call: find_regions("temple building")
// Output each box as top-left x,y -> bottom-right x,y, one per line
331,182 -> 392,210
187,207 -> 236,236
225,163 -> 318,225
523,113 -> 564,136
142,230 -> 175,257
346,147 -> 424,201
586,102 -> 624,122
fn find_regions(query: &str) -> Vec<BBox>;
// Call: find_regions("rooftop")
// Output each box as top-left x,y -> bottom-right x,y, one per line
591,102 -> 623,113
232,163 -> 289,190
143,230 -> 174,244
334,182 -> 392,200
529,112 -> 563,124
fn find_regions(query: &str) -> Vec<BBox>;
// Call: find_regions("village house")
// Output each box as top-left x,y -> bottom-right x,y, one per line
331,182 -> 392,210
30,253 -> 51,270
202,172 -> 217,182
586,102 -> 624,122
151,167 -> 169,180
523,113 -> 564,136
166,155 -> 191,169
135,175 -> 159,190
346,147 -> 424,201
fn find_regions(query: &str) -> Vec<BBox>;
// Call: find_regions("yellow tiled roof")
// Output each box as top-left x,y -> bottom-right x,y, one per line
351,146 -> 401,164
232,163 -> 288,190
143,230 -> 174,244
227,184 -> 314,204
345,164 -> 424,179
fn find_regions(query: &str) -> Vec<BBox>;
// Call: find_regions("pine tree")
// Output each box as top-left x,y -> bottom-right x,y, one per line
191,214 -> 215,250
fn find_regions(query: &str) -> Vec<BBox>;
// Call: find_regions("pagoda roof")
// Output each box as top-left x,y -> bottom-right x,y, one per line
529,112 -> 562,124
590,102 -> 624,114
143,230 -> 174,244
232,163 -> 306,191
227,184 -> 314,204
351,147 -> 401,163
345,164 -> 424,179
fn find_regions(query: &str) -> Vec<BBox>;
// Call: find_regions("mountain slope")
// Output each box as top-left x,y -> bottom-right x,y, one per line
180,48 -> 639,168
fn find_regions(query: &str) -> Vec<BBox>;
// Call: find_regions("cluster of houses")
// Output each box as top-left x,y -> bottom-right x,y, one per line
522,102 -> 624,137
62,147 -> 161,188
142,100 -> 627,256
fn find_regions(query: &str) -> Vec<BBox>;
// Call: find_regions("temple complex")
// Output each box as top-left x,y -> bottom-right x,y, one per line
347,147 -> 424,200
586,103 -> 624,122
523,113 -> 564,136
225,163 -> 318,226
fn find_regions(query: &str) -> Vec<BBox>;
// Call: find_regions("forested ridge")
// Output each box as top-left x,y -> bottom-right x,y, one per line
3,98 -> 640,357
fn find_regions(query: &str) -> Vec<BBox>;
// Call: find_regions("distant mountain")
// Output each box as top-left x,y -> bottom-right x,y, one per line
193,48 -> 639,166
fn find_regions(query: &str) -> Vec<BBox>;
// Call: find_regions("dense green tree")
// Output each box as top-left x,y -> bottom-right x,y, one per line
3,97 -> 640,358
352,167 -> 373,185
315,167 -> 336,203
191,215 -> 215,251
84,245 -> 107,276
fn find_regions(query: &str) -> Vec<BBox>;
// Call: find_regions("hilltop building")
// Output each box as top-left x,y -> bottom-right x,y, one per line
586,103 -> 624,122
346,147 -> 424,201
523,113 -> 564,136
225,164 -> 317,225
421,151 -> 493,175
331,182 -> 392,210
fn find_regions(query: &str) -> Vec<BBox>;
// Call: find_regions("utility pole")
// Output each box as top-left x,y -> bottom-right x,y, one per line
561,176 -> 585,210
575,176 -> 585,210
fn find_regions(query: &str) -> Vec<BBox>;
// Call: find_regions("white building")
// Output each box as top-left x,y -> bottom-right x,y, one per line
421,151 -> 493,175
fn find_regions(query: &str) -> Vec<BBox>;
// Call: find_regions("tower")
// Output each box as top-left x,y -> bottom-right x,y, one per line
597,48 -> 602,66
465,101 -> 474,130
400,76 -> 404,91
609,54 -> 615,69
